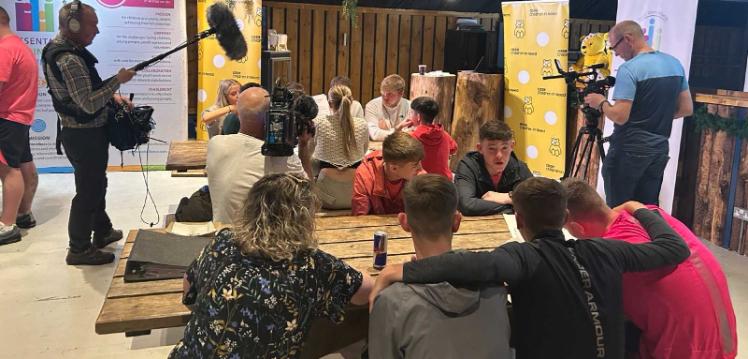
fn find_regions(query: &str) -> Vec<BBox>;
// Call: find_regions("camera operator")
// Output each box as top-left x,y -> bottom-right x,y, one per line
43,2 -> 137,265
207,87 -> 314,225
584,20 -> 693,207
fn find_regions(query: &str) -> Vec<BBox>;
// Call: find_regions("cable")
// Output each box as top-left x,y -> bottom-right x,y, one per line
137,141 -> 160,227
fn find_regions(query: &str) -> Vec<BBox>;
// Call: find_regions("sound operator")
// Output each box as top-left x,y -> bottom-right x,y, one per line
43,1 -> 137,265
584,20 -> 692,207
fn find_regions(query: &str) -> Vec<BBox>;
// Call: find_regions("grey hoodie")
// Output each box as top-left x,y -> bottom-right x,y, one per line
368,281 -> 512,359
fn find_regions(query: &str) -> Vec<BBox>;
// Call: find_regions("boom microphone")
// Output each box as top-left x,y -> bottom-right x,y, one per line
130,3 -> 247,72
206,2 -> 248,60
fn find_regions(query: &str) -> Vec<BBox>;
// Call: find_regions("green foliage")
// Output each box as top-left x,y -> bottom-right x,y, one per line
693,105 -> 748,139
342,0 -> 359,28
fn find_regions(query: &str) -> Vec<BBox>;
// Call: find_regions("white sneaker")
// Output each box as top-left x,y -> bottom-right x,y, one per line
0,222 -> 22,245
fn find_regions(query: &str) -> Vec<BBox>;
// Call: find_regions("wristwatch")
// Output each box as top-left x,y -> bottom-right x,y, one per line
598,100 -> 610,112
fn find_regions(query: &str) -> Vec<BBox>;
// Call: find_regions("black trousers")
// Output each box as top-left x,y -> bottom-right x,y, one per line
602,147 -> 669,208
61,126 -> 112,253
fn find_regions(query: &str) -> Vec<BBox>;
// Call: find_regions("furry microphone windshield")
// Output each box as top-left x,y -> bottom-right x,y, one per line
207,2 -> 248,60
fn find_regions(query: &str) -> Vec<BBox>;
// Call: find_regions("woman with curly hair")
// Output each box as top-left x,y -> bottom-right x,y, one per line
170,173 -> 373,358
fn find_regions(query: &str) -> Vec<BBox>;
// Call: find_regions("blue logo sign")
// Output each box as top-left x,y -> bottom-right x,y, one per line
31,119 -> 46,133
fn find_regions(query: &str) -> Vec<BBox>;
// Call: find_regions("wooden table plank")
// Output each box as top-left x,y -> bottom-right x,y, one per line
315,214 -> 504,230
165,141 -> 208,171
96,292 -> 190,334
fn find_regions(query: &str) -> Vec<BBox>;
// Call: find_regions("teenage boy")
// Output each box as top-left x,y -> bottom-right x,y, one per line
455,120 -> 533,216
370,177 -> 690,359
352,131 -> 423,215
563,179 -> 737,359
368,174 -> 512,358
407,97 -> 457,180
365,74 -> 411,141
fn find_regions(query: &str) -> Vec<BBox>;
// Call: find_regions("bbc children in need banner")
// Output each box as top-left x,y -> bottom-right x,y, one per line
502,0 -> 569,178
196,0 -> 262,140
4,0 -> 188,169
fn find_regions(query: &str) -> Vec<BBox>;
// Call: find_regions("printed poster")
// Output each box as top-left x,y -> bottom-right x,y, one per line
2,0 -> 189,169
196,0 -> 262,140
502,0 -> 569,178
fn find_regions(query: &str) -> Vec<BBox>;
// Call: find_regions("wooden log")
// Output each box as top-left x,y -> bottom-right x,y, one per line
409,73 -> 457,130
731,140 -> 748,254
449,71 -> 503,171
693,127 -> 714,238
705,105 -> 737,245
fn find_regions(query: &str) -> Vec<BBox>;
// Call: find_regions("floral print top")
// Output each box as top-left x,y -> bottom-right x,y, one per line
169,229 -> 363,359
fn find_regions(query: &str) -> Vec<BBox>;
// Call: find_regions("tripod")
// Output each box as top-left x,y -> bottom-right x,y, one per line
565,113 -> 606,180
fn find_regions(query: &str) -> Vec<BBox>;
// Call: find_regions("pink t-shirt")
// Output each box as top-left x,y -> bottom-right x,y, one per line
0,35 -> 38,125
605,206 -> 737,359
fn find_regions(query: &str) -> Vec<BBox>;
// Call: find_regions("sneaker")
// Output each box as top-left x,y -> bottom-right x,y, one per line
15,212 -> 36,229
66,247 -> 115,265
0,223 -> 22,245
93,229 -> 123,249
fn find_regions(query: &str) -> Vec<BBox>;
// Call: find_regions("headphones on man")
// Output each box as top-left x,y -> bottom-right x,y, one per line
66,0 -> 83,34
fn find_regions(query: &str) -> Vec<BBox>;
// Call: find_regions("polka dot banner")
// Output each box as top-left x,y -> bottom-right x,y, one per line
502,1 -> 569,178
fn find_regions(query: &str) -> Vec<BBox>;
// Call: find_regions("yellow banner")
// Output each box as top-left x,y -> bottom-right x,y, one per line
196,0 -> 262,140
502,0 -> 569,178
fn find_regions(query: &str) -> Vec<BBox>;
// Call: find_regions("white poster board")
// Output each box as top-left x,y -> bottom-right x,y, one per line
2,0 -> 188,170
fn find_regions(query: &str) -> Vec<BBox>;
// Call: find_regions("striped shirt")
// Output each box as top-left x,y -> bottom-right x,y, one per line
45,35 -> 120,128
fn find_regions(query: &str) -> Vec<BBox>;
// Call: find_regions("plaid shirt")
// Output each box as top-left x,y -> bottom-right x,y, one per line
46,35 -> 120,128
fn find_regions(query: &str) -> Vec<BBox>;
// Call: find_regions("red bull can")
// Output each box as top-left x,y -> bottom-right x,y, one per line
373,231 -> 388,270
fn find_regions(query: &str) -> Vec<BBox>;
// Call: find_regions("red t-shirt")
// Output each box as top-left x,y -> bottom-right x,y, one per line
604,206 -> 737,359
411,124 -> 457,180
0,35 -> 38,125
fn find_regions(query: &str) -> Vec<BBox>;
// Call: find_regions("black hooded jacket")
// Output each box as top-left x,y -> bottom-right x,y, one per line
454,151 -> 533,216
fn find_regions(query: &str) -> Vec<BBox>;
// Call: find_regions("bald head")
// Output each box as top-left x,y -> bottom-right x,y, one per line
237,87 -> 269,138
0,6 -> 10,27
611,20 -> 644,40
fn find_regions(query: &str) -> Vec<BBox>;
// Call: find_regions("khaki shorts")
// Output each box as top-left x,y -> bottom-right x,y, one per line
315,173 -> 354,210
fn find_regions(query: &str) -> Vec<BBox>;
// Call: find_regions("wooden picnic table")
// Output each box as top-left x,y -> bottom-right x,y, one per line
95,214 -> 511,356
165,140 -> 208,172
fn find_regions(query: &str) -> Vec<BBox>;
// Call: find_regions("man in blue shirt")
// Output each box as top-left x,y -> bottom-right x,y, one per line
585,20 -> 693,207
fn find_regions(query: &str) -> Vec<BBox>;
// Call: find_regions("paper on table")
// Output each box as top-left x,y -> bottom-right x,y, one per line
312,94 -> 331,118
170,222 -> 216,237
502,214 -> 576,243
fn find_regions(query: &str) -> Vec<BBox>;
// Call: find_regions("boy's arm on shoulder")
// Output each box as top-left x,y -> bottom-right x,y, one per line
598,208 -> 689,272
404,244 -> 528,286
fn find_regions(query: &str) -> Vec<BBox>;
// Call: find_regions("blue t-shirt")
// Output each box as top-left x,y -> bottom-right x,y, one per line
611,51 -> 688,153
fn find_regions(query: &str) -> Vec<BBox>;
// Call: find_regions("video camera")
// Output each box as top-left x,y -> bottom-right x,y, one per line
542,59 -> 615,128
261,81 -> 319,157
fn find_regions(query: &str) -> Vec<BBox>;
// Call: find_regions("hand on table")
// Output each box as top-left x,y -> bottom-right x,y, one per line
378,119 -> 391,130
482,191 -> 512,205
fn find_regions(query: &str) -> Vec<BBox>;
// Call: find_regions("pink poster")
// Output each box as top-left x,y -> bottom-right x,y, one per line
97,0 -> 174,9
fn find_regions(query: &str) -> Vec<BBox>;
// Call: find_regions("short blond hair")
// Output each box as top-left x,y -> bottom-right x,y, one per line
383,131 -> 424,164
380,74 -> 405,93
404,175 -> 458,237
233,173 -> 320,262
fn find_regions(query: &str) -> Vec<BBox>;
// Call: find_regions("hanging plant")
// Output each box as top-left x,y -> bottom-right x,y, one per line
693,105 -> 748,139
342,0 -> 359,28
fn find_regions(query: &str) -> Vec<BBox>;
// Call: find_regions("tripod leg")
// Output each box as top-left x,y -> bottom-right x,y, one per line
574,133 -> 594,178
595,130 -> 606,161
565,131 -> 585,179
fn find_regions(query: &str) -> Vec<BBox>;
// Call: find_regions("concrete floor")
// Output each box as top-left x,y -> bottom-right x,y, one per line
0,171 -> 745,358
